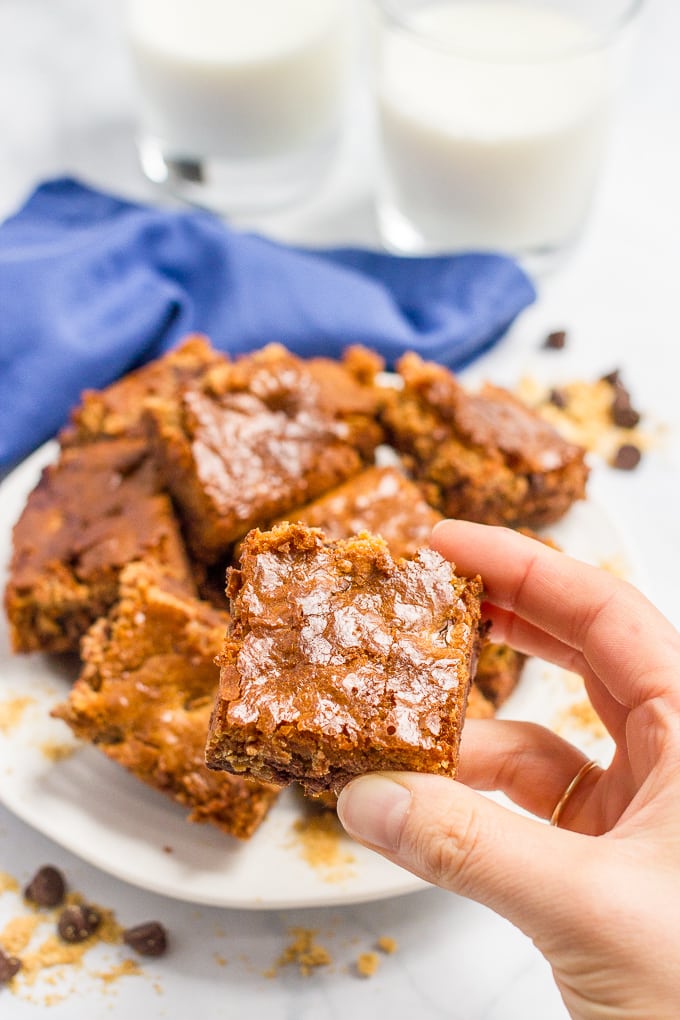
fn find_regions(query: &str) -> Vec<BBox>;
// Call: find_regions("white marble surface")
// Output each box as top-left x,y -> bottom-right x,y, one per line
1,1 -> 679,1016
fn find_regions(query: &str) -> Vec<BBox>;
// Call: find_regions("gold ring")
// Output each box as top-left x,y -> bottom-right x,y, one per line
549,759 -> 600,828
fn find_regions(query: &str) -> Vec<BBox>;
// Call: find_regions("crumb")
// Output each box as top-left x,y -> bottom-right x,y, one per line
38,991 -> 69,1007
0,871 -> 19,895
162,846 -> 173,855
0,696 -> 36,734
553,699 -> 608,741
598,554 -> 630,579
38,741 -> 78,763
376,936 -> 398,954
213,953 -> 228,967
560,670 -> 586,694
356,951 -> 380,977
94,959 -> 142,985
19,934 -> 91,984
266,928 -> 332,978
288,812 -> 356,884
514,375 -> 652,463
0,914 -> 44,954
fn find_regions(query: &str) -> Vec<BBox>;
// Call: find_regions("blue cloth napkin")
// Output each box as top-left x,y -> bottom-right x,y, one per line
0,177 -> 535,468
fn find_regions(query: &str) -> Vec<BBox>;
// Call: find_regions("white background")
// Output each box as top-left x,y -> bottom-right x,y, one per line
0,1 -> 678,1016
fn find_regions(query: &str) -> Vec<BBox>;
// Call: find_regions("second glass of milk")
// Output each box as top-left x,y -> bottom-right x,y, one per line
125,0 -> 352,214
373,0 -> 642,265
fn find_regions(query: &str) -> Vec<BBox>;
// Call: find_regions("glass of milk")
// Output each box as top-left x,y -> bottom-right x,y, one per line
125,0 -> 353,214
372,0 -> 643,265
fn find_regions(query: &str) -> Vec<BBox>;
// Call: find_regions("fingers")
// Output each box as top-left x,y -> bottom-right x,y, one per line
482,603 -> 589,674
483,604 -> 630,742
337,772 -> 600,940
457,718 -> 597,820
431,520 -> 680,710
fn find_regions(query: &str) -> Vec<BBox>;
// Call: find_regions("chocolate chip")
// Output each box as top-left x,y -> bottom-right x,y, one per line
601,370 -> 642,428
57,904 -> 101,943
612,444 -> 642,470
612,389 -> 641,429
612,404 -> 641,429
543,330 -> 567,350
166,157 -> 204,183
24,865 -> 66,908
123,922 -> 168,957
548,387 -> 568,409
600,369 -> 621,387
0,948 -> 21,984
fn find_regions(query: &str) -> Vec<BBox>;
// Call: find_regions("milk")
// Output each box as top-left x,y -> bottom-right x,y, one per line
126,0 -> 350,160
377,2 -> 615,255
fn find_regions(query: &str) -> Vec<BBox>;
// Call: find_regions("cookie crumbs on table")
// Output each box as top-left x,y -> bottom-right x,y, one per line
265,928 -> 333,978
0,872 -> 19,895
93,959 -> 143,986
0,863 -> 170,1001
356,951 -> 380,978
288,812 -> 356,884
515,370 -> 649,466
1,914 -> 42,956
376,936 -> 398,954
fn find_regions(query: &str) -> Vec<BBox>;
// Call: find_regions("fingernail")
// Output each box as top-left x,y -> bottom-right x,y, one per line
430,519 -> 449,540
337,775 -> 412,851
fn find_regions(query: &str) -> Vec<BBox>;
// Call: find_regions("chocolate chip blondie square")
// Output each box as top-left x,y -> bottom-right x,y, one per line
206,522 -> 484,795
381,352 -> 588,528
145,344 -> 385,562
4,438 -> 194,654
274,465 -> 443,562
59,335 -> 226,446
53,563 -> 279,839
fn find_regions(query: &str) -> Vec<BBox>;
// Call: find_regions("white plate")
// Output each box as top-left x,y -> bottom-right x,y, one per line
0,444 -> 625,909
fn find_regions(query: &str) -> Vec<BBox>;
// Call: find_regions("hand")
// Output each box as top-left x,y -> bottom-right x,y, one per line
337,520 -> 680,1019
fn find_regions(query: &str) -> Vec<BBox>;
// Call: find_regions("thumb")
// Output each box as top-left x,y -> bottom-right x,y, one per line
337,772 -> 597,940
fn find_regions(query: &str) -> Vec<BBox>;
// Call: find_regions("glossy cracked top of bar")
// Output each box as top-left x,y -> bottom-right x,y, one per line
218,523 -> 482,752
